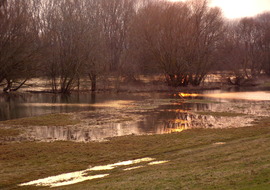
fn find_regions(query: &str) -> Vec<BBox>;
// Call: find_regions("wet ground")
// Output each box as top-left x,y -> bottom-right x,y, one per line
19,157 -> 169,188
0,90 -> 270,142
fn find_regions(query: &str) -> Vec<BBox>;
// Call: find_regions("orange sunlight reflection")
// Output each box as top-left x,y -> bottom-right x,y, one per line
170,119 -> 189,124
165,119 -> 189,133
178,93 -> 199,98
166,109 -> 190,113
170,127 -> 187,133
203,91 -> 270,101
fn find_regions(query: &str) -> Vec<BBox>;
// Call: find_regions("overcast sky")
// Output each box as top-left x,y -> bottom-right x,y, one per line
170,0 -> 270,19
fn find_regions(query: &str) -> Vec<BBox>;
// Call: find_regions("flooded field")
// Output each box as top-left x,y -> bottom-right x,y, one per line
1,90 -> 270,142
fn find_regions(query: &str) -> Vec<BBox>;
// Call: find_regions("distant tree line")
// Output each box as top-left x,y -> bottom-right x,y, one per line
0,0 -> 270,93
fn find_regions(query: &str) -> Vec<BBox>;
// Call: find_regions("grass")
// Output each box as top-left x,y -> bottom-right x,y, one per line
252,117 -> 270,127
196,111 -> 247,117
261,82 -> 270,87
0,128 -> 20,138
0,114 -> 80,126
185,99 -> 221,104
0,117 -> 270,190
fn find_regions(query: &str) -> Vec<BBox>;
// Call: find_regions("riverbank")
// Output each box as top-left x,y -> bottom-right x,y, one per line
0,90 -> 270,189
5,75 -> 269,94
0,119 -> 270,189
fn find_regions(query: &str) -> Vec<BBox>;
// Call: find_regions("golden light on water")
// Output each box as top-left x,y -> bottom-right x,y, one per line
178,93 -> 199,98
171,119 -> 189,124
170,127 -> 187,133
165,109 -> 190,113
203,92 -> 270,101
177,91 -> 270,101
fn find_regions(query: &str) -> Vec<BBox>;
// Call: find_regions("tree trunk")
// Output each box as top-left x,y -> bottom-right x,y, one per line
11,78 -> 28,91
91,74 -> 96,92
3,79 -> 12,92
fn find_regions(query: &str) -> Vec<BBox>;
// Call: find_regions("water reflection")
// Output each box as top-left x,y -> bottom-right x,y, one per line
1,91 -> 270,142
19,157 -> 167,188
203,91 -> 270,101
23,101 -> 255,142
0,93 -> 145,121
29,123 -> 142,142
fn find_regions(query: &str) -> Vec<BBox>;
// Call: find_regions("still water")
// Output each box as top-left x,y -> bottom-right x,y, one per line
0,93 -> 152,121
1,90 -> 270,142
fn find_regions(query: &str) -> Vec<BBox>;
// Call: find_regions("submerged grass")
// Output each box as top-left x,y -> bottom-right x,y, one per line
0,114 -> 80,127
0,117 -> 270,190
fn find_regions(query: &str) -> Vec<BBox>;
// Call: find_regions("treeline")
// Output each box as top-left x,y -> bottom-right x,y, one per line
0,0 -> 270,93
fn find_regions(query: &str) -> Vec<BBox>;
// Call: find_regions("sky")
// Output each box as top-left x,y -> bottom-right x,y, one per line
169,0 -> 270,19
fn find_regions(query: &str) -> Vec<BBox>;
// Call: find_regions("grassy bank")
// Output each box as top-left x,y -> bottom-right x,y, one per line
0,114 -> 80,126
0,118 -> 270,190
196,111 -> 247,117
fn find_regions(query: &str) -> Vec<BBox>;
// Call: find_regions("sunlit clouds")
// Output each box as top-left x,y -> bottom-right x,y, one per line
210,0 -> 270,19
168,0 -> 270,18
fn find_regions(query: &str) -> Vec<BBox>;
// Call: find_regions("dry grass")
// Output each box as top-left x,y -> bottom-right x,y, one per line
0,128 -> 20,138
0,114 -> 80,127
196,111 -> 247,117
0,118 -> 269,190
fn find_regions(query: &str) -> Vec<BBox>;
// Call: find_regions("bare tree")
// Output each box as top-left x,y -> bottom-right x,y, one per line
0,0 -> 40,92
131,0 -> 223,87
99,0 -> 137,73
220,16 -> 268,85
83,0 -> 108,92
219,21 -> 248,85
236,17 -> 263,77
256,12 -> 270,76
40,0 -> 108,93
187,0 -> 224,86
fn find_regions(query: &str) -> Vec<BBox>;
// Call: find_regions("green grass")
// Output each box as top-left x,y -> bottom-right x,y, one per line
0,117 -> 270,190
196,111 -> 247,117
0,114 -> 80,126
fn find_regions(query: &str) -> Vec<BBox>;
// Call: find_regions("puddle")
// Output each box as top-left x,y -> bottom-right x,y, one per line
19,157 -> 168,188
12,99 -> 267,142
213,142 -> 226,145
123,166 -> 145,171
1,91 -> 270,142
86,157 -> 155,171
148,161 -> 169,165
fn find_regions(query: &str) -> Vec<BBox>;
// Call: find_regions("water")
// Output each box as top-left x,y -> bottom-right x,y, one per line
0,93 -> 149,121
19,157 -> 168,188
1,90 -> 270,142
